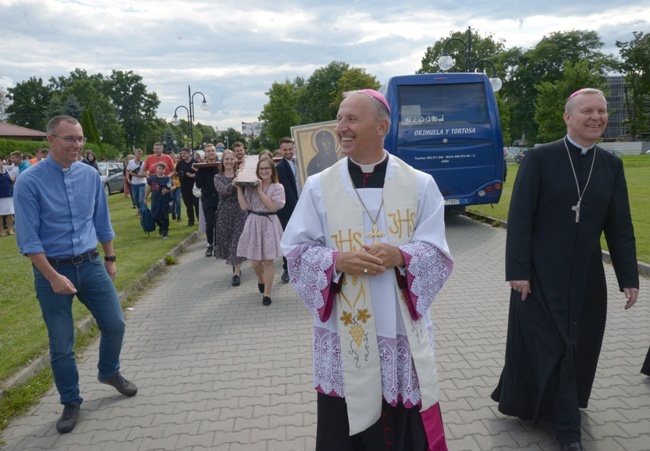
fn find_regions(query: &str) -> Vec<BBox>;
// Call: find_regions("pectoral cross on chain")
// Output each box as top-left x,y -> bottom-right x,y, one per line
366,224 -> 386,244
572,200 -> 581,223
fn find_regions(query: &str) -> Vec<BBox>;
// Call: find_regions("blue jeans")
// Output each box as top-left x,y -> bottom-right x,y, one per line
130,183 -> 145,211
173,188 -> 182,218
33,255 -> 125,406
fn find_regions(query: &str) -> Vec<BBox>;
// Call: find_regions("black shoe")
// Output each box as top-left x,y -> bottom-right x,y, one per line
232,275 -> 240,286
187,221 -> 194,227
205,245 -> 213,257
98,373 -> 138,397
56,404 -> 80,434
281,270 -> 289,283
263,296 -> 272,306
560,442 -> 583,451
258,283 -> 265,293
172,212 -> 177,220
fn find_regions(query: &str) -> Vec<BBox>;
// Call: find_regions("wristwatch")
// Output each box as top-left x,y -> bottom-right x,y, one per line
104,255 -> 117,262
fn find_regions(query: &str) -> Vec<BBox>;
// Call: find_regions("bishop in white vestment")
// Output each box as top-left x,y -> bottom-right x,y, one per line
282,143 -> 453,449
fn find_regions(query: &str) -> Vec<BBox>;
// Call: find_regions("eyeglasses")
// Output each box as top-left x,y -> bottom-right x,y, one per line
259,167 -> 272,172
50,134 -> 87,144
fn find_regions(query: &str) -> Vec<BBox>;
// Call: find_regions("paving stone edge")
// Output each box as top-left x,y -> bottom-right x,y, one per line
0,232 -> 201,400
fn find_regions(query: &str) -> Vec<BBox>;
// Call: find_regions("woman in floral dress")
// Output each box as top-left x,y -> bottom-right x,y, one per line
214,150 -> 248,286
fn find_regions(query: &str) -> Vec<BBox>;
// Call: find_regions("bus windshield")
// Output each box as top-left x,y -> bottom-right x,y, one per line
398,83 -> 489,128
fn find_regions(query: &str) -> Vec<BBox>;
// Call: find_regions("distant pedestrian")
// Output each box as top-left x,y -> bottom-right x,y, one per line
144,162 -> 175,239
144,142 -> 175,177
13,115 -> 137,434
176,147 -> 199,226
233,142 -> 246,166
126,148 -> 147,214
169,152 -> 183,222
275,137 -> 299,283
214,150 -> 247,285
84,150 -> 99,171
234,158 -> 285,306
10,151 -> 30,175
0,157 -> 15,236
123,154 -> 134,199
194,144 -> 221,256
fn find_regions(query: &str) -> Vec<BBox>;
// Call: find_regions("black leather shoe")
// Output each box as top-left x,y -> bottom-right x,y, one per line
263,296 -> 272,306
98,373 -> 138,397
56,404 -> 80,434
205,245 -> 213,257
258,283 -> 264,293
232,275 -> 240,286
560,442 -> 583,451
281,270 -> 289,283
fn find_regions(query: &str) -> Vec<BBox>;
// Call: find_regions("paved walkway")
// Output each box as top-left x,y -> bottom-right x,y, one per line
2,215 -> 649,450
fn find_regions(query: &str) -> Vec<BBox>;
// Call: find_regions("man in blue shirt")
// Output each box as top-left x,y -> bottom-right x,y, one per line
10,151 -> 30,175
13,115 -> 137,434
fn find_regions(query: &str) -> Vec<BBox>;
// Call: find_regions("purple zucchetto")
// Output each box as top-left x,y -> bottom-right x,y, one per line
359,89 -> 391,115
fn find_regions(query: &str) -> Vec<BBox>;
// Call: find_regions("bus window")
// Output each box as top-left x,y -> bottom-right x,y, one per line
398,84 -> 489,127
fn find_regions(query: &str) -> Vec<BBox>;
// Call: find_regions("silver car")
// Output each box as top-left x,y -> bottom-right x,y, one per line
97,161 -> 124,197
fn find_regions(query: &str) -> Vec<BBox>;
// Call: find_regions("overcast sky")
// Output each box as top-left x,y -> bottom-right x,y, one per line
2,0 -> 649,133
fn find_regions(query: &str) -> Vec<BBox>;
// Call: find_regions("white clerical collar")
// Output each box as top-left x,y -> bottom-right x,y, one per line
349,151 -> 388,174
566,135 -> 594,155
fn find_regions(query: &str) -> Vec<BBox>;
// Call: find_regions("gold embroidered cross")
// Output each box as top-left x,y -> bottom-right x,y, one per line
366,224 -> 386,245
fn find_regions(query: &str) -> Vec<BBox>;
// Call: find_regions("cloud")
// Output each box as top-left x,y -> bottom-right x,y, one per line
1,0 -> 649,134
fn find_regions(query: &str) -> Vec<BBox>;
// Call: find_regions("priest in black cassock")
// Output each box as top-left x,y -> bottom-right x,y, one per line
491,88 -> 639,451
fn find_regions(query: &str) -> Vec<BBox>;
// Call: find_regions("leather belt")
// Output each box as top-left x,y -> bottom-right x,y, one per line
47,250 -> 99,266
248,210 -> 276,217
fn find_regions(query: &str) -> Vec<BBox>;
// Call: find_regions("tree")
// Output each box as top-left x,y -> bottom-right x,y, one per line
81,108 -> 102,151
504,30 -> 617,144
0,86 -> 8,122
418,28 -> 507,75
6,77 -> 52,130
48,69 -> 122,149
534,61 -> 608,143
297,61 -> 350,123
195,123 -> 218,146
616,31 -> 650,140
329,68 -> 381,112
259,80 -> 301,142
496,95 -> 512,146
163,128 -> 179,154
217,128 -> 247,150
104,70 -> 160,149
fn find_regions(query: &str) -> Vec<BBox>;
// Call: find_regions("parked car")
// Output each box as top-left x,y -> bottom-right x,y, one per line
515,149 -> 529,164
97,161 -> 124,197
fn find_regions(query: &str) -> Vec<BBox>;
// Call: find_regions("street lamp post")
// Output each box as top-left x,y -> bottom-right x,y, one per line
171,85 -> 208,158
437,26 -> 503,92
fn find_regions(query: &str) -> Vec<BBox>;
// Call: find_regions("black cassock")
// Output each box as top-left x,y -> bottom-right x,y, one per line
491,139 -> 638,432
642,347 -> 650,376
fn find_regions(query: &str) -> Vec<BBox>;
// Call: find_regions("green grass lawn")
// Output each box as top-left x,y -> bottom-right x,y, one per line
0,195 -> 197,383
468,155 -> 650,264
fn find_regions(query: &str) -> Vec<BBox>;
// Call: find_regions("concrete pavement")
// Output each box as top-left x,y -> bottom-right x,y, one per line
1,215 -> 649,450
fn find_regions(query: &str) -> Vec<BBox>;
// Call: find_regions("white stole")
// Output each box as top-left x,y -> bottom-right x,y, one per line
321,156 -> 440,436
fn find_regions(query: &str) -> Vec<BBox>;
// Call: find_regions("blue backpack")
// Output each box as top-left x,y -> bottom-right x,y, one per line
140,204 -> 156,234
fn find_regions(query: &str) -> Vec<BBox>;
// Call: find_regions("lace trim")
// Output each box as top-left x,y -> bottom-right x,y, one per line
402,242 -> 453,316
287,243 -> 333,312
313,326 -> 425,407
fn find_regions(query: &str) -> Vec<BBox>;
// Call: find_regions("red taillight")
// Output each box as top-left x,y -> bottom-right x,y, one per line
495,183 -> 502,190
